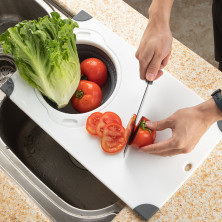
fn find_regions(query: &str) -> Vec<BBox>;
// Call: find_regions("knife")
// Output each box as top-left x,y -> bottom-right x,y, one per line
123,80 -> 153,158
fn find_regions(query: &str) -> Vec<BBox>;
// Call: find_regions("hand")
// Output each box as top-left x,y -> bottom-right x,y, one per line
140,99 -> 222,156
135,19 -> 172,81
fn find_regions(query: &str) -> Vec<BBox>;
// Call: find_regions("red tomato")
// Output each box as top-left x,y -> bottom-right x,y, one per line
71,80 -> 102,113
96,112 -> 122,137
86,112 -> 103,135
101,123 -> 125,153
124,114 -> 136,142
80,58 -> 107,87
131,116 -> 156,149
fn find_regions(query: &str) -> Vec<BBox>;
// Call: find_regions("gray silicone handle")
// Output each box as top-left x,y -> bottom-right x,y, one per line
73,10 -> 92,21
134,204 -> 159,220
0,78 -> 14,97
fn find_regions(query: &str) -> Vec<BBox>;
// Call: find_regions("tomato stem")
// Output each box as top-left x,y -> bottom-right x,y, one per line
81,74 -> 88,80
140,120 -> 151,135
75,90 -> 84,99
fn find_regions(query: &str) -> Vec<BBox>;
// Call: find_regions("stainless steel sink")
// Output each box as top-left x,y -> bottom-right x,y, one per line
0,0 -> 125,221
0,0 -> 72,34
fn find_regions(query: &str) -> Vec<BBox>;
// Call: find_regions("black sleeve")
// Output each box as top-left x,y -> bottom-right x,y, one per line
212,0 -> 222,62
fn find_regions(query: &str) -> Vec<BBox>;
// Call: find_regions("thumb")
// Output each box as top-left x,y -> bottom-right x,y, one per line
146,54 -> 162,81
146,119 -> 173,131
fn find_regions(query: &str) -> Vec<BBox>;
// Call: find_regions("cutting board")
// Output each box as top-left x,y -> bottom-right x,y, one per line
1,11 -> 222,220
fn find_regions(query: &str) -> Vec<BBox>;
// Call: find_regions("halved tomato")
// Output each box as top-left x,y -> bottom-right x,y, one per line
96,112 -> 122,137
124,114 -> 136,143
131,116 -> 156,149
86,112 -> 103,135
101,123 -> 125,153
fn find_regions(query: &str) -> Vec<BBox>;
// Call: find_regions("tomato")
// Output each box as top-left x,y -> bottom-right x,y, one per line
131,116 -> 156,149
96,112 -> 122,137
124,114 -> 136,142
80,58 -> 107,87
86,112 -> 103,135
71,80 -> 102,113
101,123 -> 125,153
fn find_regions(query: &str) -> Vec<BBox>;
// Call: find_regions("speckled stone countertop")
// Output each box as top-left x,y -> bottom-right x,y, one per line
0,0 -> 222,221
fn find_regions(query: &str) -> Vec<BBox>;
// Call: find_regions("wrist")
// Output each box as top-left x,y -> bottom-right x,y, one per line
195,98 -> 222,126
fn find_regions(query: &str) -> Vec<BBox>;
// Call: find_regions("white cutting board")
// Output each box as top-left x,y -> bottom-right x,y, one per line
2,11 -> 222,220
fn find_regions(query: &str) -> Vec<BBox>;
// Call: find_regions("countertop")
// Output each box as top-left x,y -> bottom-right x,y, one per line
0,0 -> 222,221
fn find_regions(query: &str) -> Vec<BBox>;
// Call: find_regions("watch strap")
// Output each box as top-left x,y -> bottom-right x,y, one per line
211,89 -> 222,112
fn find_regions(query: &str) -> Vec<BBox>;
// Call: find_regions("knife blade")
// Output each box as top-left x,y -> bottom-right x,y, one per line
123,80 -> 153,158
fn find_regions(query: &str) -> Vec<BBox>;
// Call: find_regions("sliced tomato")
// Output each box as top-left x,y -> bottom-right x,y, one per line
101,123 -> 125,153
86,112 -> 103,135
131,116 -> 156,149
124,114 -> 136,143
96,112 -> 122,137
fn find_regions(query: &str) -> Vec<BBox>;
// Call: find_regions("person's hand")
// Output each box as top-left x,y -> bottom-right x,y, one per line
135,19 -> 172,81
140,99 -> 222,156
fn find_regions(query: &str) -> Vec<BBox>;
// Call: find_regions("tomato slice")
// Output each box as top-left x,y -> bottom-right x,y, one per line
96,112 -> 122,137
124,114 -> 136,143
101,123 -> 125,153
131,116 -> 156,149
86,112 -> 103,135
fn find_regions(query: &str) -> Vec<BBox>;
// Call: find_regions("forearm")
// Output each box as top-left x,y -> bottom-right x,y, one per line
136,0 -> 174,81
148,0 -> 174,26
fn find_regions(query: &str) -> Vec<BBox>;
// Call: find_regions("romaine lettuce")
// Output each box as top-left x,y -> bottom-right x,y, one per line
0,12 -> 80,108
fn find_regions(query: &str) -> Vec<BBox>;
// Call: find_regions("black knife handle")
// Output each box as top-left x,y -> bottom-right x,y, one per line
146,80 -> 153,85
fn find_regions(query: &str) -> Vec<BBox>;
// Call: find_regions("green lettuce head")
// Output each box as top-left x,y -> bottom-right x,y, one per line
0,12 -> 80,108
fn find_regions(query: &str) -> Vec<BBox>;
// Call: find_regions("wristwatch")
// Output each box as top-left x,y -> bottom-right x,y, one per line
211,89 -> 222,112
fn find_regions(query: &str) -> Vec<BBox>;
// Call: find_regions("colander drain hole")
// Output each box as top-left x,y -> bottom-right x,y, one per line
0,55 -> 17,84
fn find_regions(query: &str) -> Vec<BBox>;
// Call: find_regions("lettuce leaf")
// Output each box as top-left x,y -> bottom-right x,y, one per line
0,12 -> 80,108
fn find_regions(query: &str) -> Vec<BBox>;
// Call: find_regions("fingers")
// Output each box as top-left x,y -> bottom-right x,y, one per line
140,118 -> 175,154
150,149 -> 184,157
153,52 -> 171,80
140,129 -> 193,156
136,50 -> 171,81
145,53 -> 162,81
145,119 -> 173,131
139,59 -> 149,80
140,138 -> 173,153
154,70 -> 163,80
136,51 -> 153,80
140,137 -> 187,155
143,51 -> 170,81
161,51 -> 171,68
